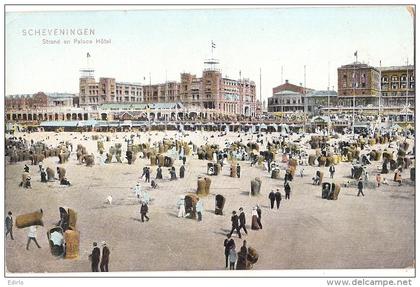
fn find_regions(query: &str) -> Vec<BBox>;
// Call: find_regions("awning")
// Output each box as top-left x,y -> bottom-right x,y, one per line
40,121 -> 78,127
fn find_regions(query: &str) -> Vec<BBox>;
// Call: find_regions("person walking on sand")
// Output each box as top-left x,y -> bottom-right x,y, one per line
228,245 -> 237,270
140,201 -> 150,222
26,225 -> 41,250
223,234 -> 235,269
196,197 -> 203,222
90,242 -> 101,272
376,173 -> 382,188
329,164 -> 335,179
268,190 -> 276,209
284,180 -> 291,200
228,211 -> 242,239
275,189 -> 282,209
236,163 -> 241,178
256,204 -> 263,229
177,195 -> 186,218
251,207 -> 260,230
5,211 -> 14,240
100,241 -> 110,272
238,207 -> 248,235
357,178 -> 365,197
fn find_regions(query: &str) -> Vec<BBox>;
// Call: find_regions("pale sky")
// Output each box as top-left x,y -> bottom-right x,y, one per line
5,6 -> 414,103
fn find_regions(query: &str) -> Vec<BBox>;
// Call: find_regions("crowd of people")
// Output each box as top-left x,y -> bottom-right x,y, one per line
5,124 -> 415,272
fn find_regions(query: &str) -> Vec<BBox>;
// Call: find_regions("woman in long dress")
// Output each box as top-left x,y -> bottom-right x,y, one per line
251,207 -> 260,230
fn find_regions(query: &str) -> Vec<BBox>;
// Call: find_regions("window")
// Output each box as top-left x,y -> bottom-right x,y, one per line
401,75 -> 407,82
391,83 -> 398,90
361,83 -> 366,88
382,76 -> 388,83
391,75 -> 398,82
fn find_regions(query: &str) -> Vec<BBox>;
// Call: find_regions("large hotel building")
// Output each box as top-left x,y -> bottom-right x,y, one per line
78,66 -> 258,117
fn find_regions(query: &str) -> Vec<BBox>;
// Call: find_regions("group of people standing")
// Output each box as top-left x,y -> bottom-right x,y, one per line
223,236 -> 254,270
90,241 -> 110,272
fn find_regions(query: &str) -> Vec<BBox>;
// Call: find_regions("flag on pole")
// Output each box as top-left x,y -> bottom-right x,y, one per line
212,41 -> 216,48
87,52 -> 91,58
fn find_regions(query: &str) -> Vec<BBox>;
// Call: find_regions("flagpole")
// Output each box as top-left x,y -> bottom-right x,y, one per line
406,58 -> 409,122
352,52 -> 356,137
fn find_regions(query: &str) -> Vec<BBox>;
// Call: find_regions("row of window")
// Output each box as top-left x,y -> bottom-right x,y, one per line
382,82 -> 415,90
382,75 -> 415,83
269,98 -> 302,105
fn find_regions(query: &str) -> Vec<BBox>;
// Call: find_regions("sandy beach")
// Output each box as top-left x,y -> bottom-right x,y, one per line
4,130 -> 415,273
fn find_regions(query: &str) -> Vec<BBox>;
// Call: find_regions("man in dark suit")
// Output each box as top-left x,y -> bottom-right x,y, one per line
256,205 -> 263,229
156,166 -> 163,179
100,241 -> 110,272
284,181 -> 291,200
145,167 -> 150,183
90,242 -> 101,272
236,163 -> 241,178
357,178 -> 365,197
275,189 -> 282,209
5,211 -> 14,240
238,207 -> 248,235
268,190 -> 276,209
228,211 -> 241,239
179,165 -> 185,178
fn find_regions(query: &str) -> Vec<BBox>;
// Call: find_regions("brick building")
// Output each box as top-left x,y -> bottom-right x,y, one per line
337,62 -> 380,107
79,76 -> 143,105
79,66 -> 259,117
5,92 -> 49,110
180,69 -> 258,116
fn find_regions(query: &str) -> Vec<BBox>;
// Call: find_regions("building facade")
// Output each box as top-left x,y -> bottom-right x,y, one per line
268,80 -> 313,114
337,62 -> 380,107
179,68 -> 258,116
5,92 -> 49,110
79,76 -> 143,106
336,62 -> 415,114
305,90 -> 338,115
47,93 -> 78,107
268,90 -> 304,113
79,68 -> 258,117
378,65 -> 415,108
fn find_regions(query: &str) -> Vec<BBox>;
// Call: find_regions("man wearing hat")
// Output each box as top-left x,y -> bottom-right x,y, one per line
5,211 -> 14,240
357,178 -> 365,197
100,241 -> 110,272
275,189 -> 282,209
90,242 -> 101,272
238,207 -> 248,235
268,190 -> 276,209
133,183 -> 141,198
228,211 -> 241,239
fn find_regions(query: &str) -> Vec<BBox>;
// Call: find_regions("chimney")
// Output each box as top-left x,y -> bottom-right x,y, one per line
285,79 -> 289,84
299,83 -> 302,86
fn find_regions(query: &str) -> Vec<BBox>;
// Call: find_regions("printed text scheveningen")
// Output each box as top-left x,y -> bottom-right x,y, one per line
22,28 -> 95,36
